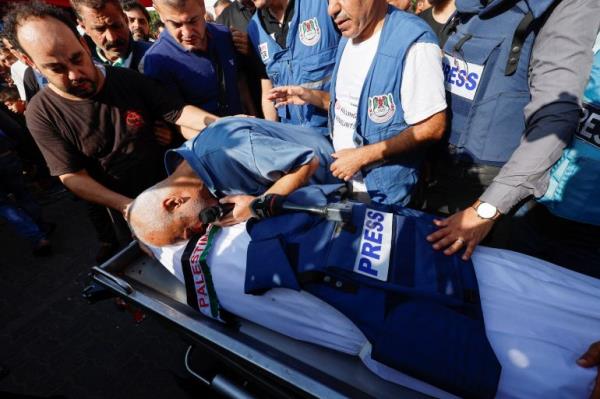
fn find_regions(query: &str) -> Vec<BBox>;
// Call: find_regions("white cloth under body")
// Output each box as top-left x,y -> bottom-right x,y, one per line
152,224 -> 600,398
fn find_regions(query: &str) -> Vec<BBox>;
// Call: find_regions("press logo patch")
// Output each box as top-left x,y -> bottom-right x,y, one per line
353,209 -> 393,282
259,42 -> 269,62
442,54 -> 484,101
367,94 -> 396,124
576,102 -> 600,148
298,17 -> 321,46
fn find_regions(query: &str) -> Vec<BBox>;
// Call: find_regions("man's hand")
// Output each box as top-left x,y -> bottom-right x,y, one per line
153,121 -> 173,146
267,86 -> 311,107
330,147 -> 375,181
214,195 -> 255,226
578,341 -> 600,399
230,27 -> 250,56
426,206 -> 496,261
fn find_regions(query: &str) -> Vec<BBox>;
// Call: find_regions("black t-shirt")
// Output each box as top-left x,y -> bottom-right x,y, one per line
257,0 -> 295,48
216,0 -> 255,31
217,0 -> 268,111
420,8 -> 449,47
25,66 -> 185,196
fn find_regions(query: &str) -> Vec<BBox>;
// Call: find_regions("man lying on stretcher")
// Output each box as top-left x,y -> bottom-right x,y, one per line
128,182 -> 600,399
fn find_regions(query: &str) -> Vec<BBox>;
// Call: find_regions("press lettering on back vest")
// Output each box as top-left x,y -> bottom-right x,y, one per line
578,105 -> 600,147
354,209 -> 393,281
442,54 -> 483,101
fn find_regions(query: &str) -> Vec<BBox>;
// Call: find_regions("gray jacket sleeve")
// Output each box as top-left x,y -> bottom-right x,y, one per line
479,0 -> 600,214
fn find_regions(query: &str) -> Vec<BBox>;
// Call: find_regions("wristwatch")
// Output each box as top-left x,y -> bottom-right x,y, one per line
473,202 -> 500,220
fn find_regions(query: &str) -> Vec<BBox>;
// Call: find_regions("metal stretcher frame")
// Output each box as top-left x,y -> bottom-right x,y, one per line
91,241 -> 433,399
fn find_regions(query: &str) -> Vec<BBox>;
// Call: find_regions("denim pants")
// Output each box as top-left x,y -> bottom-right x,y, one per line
0,151 -> 45,244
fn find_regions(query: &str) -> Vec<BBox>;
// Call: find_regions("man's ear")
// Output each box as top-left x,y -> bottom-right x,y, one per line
20,52 -> 36,69
163,196 -> 186,212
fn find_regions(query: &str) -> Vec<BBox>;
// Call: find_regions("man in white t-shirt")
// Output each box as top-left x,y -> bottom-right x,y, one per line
269,0 -> 446,205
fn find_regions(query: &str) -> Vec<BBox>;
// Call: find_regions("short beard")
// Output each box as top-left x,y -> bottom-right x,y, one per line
66,75 -> 98,98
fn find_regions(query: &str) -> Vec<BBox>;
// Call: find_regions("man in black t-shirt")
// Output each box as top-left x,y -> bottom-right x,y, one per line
419,0 -> 455,46
217,0 -> 265,117
4,2 -> 218,257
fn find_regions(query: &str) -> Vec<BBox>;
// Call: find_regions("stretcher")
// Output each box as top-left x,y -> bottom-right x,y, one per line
90,241 -> 432,399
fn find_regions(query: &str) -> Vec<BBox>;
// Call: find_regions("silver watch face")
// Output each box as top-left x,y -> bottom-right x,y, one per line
477,202 -> 497,219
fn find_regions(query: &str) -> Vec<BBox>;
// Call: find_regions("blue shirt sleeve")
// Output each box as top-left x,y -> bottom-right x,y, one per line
249,131 -> 316,182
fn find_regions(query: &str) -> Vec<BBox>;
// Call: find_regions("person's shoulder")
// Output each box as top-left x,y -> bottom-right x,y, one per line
133,39 -> 153,55
385,9 -> 437,44
105,65 -> 151,85
24,88 -> 60,130
216,5 -> 236,26
207,22 -> 232,37
25,87 -> 54,113
142,32 -> 171,57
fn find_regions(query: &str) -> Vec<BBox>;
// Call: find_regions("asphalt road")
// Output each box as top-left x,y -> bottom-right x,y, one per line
0,189 -> 211,399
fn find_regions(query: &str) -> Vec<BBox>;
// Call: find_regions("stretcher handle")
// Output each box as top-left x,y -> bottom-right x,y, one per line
91,266 -> 134,295
184,345 -> 257,399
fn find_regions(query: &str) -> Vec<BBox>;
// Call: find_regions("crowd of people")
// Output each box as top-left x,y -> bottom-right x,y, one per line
1,0 -> 600,396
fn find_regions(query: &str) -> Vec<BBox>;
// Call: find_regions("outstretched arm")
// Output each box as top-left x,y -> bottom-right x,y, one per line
59,169 -> 132,216
216,157 -> 320,226
268,86 -> 330,110
261,79 -> 279,121
174,105 -> 219,140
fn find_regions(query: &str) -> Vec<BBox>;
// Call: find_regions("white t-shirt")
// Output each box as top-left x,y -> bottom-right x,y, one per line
332,31 -> 447,196
151,227 -> 600,398
10,60 -> 28,101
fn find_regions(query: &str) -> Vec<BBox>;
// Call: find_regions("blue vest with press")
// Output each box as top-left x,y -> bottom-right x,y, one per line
247,0 -> 339,132
443,0 -> 557,165
539,40 -> 600,226
328,9 -> 437,206
245,187 -> 501,399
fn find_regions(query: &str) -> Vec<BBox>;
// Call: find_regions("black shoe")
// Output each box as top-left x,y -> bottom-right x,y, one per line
32,238 -> 52,257
95,242 -> 119,264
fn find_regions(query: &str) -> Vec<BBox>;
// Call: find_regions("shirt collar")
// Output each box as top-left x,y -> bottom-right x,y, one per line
95,44 -> 133,68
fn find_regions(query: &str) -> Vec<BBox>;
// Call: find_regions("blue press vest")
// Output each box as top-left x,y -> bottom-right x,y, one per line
444,0 -> 556,165
329,9 -> 437,206
539,45 -> 600,226
245,190 -> 501,398
247,0 -> 340,132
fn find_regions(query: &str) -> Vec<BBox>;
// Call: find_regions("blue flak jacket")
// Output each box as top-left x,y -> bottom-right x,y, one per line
245,187 -> 501,399
540,39 -> 600,226
247,0 -> 340,132
329,8 -> 437,206
443,0 -> 557,165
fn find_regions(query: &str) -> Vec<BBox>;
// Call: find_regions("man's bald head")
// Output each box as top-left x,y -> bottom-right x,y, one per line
128,172 -> 218,247
3,1 -> 80,56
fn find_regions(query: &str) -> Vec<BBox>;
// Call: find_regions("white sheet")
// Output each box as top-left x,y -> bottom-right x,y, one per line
150,225 -> 600,398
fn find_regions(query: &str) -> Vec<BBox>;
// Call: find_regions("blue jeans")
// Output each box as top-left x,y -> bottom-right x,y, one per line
0,151 -> 45,244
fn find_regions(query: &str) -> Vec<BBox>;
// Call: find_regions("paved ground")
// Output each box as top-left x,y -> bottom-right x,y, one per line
0,189 -> 210,399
